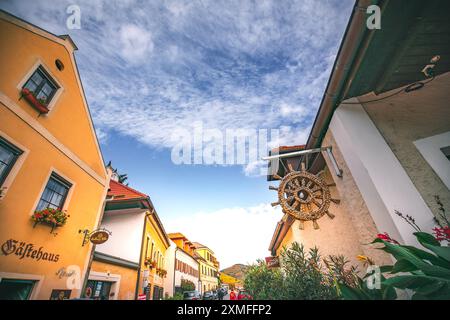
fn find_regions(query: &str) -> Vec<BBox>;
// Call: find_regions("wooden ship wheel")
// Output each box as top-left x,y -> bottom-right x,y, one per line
270,162 -> 340,230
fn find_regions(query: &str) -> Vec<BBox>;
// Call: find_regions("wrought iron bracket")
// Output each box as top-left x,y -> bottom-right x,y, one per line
78,228 -> 112,247
262,146 -> 343,178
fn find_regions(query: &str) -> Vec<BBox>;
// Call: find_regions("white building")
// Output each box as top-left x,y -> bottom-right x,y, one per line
164,233 -> 200,297
268,0 -> 450,271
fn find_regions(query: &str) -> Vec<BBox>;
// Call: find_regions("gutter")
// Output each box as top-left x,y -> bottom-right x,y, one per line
173,246 -> 178,295
306,0 -> 384,150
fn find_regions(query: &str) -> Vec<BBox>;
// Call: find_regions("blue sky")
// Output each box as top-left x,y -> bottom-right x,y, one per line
1,0 -> 354,268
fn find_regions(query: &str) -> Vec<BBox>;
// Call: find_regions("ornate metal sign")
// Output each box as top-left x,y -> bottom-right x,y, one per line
270,163 -> 340,229
79,228 -> 111,246
89,230 -> 110,245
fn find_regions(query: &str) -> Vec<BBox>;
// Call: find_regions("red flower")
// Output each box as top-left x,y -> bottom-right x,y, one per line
433,226 -> 450,242
377,232 -> 399,244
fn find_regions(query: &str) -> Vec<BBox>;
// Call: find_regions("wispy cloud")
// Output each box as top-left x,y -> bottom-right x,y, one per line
1,0 -> 354,174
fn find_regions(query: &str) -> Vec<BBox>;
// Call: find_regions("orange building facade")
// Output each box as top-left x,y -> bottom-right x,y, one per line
0,11 -> 109,299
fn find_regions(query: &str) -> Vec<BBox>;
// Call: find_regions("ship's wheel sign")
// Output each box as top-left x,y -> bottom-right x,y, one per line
270,163 -> 340,230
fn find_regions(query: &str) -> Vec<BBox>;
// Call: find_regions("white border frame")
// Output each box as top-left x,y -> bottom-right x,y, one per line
0,130 -> 30,200
29,167 -> 76,217
0,272 -> 44,300
414,131 -> 450,191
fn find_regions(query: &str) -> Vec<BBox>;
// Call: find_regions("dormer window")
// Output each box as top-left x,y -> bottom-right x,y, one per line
21,66 -> 58,114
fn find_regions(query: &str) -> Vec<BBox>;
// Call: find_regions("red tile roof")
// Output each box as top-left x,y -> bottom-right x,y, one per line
108,179 -> 148,201
271,145 -> 305,153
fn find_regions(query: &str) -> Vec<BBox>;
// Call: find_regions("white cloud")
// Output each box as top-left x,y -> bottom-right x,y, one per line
164,203 -> 283,269
119,24 -> 154,62
0,0 -> 354,158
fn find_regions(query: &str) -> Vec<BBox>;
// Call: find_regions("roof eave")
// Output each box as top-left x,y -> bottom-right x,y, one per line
305,0 -> 379,150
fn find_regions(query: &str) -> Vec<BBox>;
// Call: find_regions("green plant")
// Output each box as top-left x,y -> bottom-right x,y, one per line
165,292 -> 183,300
324,255 -> 359,290
244,242 -> 340,300
180,279 -> 195,292
32,208 -> 69,227
243,260 -> 284,299
337,207 -> 450,300
374,232 -> 450,299
281,242 -> 338,300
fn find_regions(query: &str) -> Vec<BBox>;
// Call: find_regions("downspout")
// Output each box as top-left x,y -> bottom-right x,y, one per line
80,166 -> 112,298
306,0 -> 385,151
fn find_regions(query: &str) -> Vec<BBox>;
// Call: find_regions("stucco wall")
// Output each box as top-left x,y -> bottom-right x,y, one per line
174,249 -> 199,292
362,72 -> 450,222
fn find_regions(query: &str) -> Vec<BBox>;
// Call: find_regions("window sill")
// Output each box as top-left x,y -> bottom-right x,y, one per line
21,88 -> 50,114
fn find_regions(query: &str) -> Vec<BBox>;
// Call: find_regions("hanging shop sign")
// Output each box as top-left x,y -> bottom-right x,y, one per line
265,256 -> 280,268
89,230 -> 110,244
79,228 -> 112,246
1,238 -> 60,262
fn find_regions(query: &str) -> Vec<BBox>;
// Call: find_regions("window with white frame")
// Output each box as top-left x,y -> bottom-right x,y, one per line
36,173 -> 72,211
22,66 -> 59,106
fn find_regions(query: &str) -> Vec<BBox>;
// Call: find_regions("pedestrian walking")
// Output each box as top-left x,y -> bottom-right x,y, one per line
229,289 -> 236,300
218,288 -> 224,300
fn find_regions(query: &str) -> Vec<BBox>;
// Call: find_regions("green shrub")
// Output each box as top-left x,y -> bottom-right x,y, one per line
244,242 -> 339,300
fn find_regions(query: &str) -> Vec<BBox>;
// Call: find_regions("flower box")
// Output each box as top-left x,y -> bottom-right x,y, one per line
21,88 -> 49,114
32,208 -> 69,234
144,258 -> 157,269
156,268 -> 167,277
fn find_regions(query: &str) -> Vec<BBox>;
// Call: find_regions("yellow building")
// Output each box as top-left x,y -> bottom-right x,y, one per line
88,179 -> 170,300
0,11 -> 109,299
193,242 -> 219,294
219,273 -> 241,290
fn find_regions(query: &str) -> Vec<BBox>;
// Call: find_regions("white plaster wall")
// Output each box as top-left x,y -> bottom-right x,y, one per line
330,101 -> 435,246
322,131 -> 393,266
95,209 -> 146,263
174,249 -> 199,291
414,131 -> 450,191
163,241 -> 176,297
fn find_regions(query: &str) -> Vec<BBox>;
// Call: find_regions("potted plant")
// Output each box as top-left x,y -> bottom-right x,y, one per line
31,208 -> 69,234
21,88 -> 49,114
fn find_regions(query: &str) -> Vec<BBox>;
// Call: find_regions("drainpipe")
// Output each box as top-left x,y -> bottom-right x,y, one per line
306,0 -> 384,151
80,166 -> 112,298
